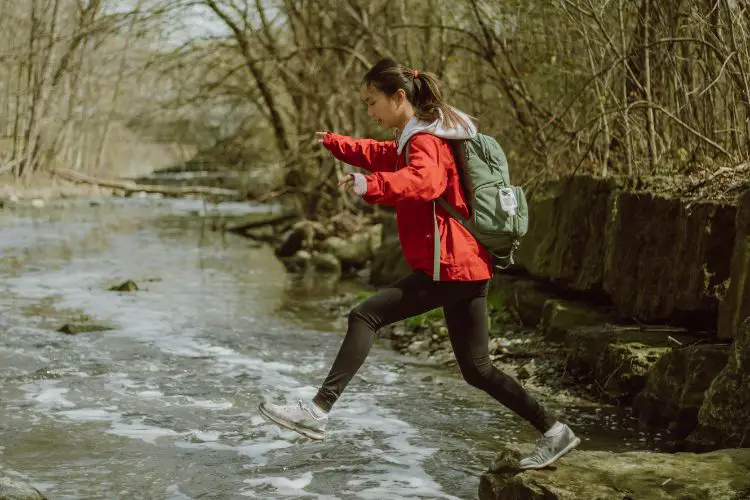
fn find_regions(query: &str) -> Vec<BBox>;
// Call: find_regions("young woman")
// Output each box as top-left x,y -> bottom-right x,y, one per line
259,59 -> 580,470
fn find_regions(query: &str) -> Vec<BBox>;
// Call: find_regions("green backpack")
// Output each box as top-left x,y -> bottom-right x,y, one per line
405,133 -> 529,280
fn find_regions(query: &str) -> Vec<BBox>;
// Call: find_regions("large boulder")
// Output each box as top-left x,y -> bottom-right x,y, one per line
516,176 -> 614,292
0,476 -> 47,500
479,445 -> 750,500
369,213 -> 410,286
603,193 -> 735,323
369,239 -> 410,286
540,299 -> 614,342
490,274 -> 558,327
563,325 -> 695,404
633,343 -> 730,440
321,233 -> 372,267
718,188 -> 750,340
688,316 -> 750,449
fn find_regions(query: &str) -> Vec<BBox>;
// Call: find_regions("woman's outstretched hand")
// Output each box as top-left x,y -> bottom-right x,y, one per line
338,174 -> 354,191
315,131 -> 328,143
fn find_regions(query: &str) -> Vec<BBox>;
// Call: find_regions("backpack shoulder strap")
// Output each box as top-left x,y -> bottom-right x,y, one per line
405,140 -> 442,281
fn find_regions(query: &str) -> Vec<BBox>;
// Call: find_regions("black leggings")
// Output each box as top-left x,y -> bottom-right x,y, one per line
313,271 -> 557,433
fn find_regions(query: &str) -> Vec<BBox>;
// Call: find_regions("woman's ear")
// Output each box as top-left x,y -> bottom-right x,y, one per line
394,88 -> 407,106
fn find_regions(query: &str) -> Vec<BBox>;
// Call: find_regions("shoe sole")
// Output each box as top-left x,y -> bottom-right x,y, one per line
520,437 -> 581,470
258,403 -> 325,441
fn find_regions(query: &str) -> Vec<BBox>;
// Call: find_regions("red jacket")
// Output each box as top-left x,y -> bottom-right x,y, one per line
323,132 -> 492,281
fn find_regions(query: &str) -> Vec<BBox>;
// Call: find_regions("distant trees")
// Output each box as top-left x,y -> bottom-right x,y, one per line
2,0 -> 747,211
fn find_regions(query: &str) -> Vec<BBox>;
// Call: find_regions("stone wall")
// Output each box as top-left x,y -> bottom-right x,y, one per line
718,189 -> 750,340
517,176 -> 740,334
515,176 -> 614,292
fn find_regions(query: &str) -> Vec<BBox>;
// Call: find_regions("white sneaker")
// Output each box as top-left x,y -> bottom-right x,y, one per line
259,400 -> 327,440
519,424 -> 580,470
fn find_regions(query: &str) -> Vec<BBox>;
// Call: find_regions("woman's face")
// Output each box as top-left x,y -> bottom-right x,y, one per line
360,84 -> 403,129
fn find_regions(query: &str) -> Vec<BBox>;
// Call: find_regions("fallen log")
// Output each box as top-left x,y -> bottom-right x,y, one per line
52,168 -> 239,197
224,212 -> 298,234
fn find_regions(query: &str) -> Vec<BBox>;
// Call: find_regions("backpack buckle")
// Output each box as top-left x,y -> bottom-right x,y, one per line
492,240 -> 519,271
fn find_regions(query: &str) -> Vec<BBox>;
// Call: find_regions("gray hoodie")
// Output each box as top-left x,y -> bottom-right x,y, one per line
350,108 -> 477,195
395,107 -> 477,155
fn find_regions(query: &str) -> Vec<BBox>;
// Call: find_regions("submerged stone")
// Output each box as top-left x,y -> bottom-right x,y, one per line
108,280 -> 139,292
58,321 -> 115,335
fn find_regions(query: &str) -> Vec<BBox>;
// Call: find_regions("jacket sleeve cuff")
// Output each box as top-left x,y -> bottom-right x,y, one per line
322,132 -> 338,151
351,173 -> 368,195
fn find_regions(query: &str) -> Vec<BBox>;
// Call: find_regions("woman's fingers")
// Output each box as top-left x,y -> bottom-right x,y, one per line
315,131 -> 328,143
338,174 -> 354,187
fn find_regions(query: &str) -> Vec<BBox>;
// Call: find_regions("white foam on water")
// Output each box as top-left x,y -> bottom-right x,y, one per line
165,483 -> 192,500
242,471 -> 315,497
183,398 -> 233,410
325,392 -> 456,500
192,430 -> 221,442
174,437 -> 293,468
107,417 -> 187,444
20,380 -> 76,410
57,407 -> 121,422
139,390 -> 165,399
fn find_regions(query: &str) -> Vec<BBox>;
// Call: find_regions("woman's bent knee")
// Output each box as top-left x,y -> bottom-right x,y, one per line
460,359 -> 495,390
348,305 -> 380,332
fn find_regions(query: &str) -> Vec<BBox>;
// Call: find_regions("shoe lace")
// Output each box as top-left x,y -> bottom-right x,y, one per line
279,400 -> 305,412
530,436 -> 553,458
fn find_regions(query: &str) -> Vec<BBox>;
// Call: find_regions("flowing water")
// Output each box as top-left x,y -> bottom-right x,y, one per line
0,198 -> 656,499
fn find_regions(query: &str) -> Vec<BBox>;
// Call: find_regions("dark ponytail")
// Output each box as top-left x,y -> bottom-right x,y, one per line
362,58 -> 471,130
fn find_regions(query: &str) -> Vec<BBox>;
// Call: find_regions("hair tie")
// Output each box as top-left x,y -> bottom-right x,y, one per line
413,69 -> 419,79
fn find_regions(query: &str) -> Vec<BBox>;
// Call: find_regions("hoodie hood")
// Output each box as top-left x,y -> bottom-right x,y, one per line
396,107 -> 477,155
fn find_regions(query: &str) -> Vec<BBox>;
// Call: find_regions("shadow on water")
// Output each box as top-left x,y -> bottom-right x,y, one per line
0,197 -> 663,499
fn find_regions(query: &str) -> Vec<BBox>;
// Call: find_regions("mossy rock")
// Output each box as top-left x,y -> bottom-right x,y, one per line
108,280 -> 138,292
540,299 -> 614,342
564,325 -> 695,403
490,275 -> 556,327
689,317 -> 750,449
369,239 -> 410,286
479,445 -> 750,500
58,321 -> 116,335
0,476 -> 47,499
633,343 -> 729,440
310,252 -> 341,274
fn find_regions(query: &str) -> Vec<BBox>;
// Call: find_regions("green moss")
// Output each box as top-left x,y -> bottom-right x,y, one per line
355,290 -> 374,301
487,288 -> 512,332
404,308 -> 444,329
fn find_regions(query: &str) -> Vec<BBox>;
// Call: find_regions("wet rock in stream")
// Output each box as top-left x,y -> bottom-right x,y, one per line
0,476 -> 47,500
479,445 -> 750,499
57,321 -> 116,335
107,279 -> 139,292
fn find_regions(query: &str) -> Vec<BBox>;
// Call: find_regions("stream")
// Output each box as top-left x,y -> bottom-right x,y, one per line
0,197 -> 655,499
